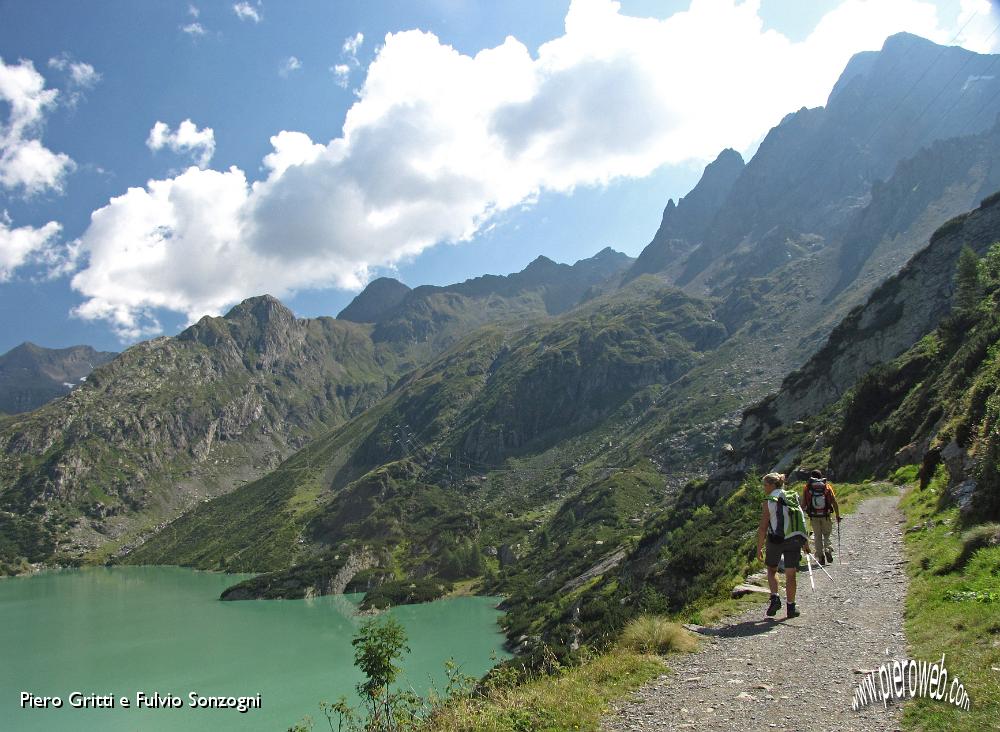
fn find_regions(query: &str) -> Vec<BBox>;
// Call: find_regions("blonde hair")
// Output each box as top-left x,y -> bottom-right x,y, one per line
763,472 -> 786,488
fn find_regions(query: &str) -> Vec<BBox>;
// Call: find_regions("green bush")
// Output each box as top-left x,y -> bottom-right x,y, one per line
891,464 -> 920,485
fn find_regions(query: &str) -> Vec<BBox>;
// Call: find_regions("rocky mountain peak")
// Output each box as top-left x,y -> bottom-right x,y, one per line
525,254 -> 558,268
624,147 -> 744,282
673,35 -> 1000,288
224,294 -> 295,325
177,295 -> 303,369
589,246 -> 626,261
338,278 -> 412,323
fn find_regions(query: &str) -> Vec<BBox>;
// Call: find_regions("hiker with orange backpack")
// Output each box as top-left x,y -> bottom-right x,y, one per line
802,469 -> 840,565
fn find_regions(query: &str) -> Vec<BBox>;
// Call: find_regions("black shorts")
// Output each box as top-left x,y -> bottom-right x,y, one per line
765,536 -> 804,569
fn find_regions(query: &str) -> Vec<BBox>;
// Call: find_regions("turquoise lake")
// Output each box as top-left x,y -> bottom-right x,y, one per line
0,566 -> 509,731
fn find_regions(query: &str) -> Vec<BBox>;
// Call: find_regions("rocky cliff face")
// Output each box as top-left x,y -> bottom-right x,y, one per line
734,237 -> 1000,519
737,193 -> 1000,454
675,33 -> 1000,290
0,343 -> 116,414
625,148 -> 745,282
829,118 -> 1000,300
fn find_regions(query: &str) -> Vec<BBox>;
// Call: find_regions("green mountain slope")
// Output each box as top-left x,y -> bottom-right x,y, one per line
0,248 -> 631,574
482,193 -> 1000,661
0,296 -> 401,569
358,247 -> 635,366
122,280 -> 725,592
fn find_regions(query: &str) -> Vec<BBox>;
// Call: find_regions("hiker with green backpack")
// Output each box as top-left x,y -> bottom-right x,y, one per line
756,472 -> 810,619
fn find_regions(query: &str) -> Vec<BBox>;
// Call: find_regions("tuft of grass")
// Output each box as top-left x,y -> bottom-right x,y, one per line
949,523 -> 1000,571
892,464 -> 921,485
618,615 -> 699,655
420,648 -> 664,732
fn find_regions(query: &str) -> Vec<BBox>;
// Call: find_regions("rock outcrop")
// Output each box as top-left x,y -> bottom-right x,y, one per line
738,193 -> 1000,452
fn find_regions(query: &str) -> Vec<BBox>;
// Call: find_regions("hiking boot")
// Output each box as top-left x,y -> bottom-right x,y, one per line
786,603 -> 800,619
825,548 -> 834,564
766,594 -> 781,617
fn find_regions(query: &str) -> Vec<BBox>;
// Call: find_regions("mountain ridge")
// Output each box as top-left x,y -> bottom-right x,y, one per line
0,342 -> 117,415
0,248 -> 638,570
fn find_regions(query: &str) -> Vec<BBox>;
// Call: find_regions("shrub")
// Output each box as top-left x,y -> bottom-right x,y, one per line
303,617 -> 420,732
618,615 -> 698,655
891,464 -> 920,485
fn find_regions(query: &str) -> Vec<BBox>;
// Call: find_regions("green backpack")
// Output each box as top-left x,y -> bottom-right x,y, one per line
767,488 -> 808,543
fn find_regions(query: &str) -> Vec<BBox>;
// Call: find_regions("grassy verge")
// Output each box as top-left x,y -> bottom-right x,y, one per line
421,648 -> 666,731
900,476 -> 1000,731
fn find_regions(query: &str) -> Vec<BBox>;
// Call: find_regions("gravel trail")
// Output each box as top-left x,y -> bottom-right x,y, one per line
603,493 -> 908,732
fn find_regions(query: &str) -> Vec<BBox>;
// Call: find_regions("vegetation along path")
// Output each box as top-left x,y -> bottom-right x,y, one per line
603,493 -> 907,731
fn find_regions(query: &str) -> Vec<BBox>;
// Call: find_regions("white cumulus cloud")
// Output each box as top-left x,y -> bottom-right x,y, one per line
233,2 -> 262,23
0,56 -> 74,195
0,212 -> 63,281
68,0 -> 976,339
182,22 -> 206,36
147,119 -> 216,168
261,130 -> 325,176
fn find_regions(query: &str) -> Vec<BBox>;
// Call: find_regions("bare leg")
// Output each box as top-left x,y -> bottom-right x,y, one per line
785,568 -> 797,604
767,566 -> 779,594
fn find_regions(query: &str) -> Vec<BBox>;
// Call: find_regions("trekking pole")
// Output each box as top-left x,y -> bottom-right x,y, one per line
806,553 -> 835,582
837,519 -> 842,559
804,552 -> 815,590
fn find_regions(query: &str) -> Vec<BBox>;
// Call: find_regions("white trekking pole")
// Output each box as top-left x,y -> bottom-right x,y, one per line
804,551 -> 815,590
807,553 -> 835,582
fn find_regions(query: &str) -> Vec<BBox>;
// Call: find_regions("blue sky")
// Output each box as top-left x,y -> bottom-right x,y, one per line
0,0 -> 996,352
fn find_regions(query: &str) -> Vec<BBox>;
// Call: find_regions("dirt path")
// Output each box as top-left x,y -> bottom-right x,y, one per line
603,493 -> 909,732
